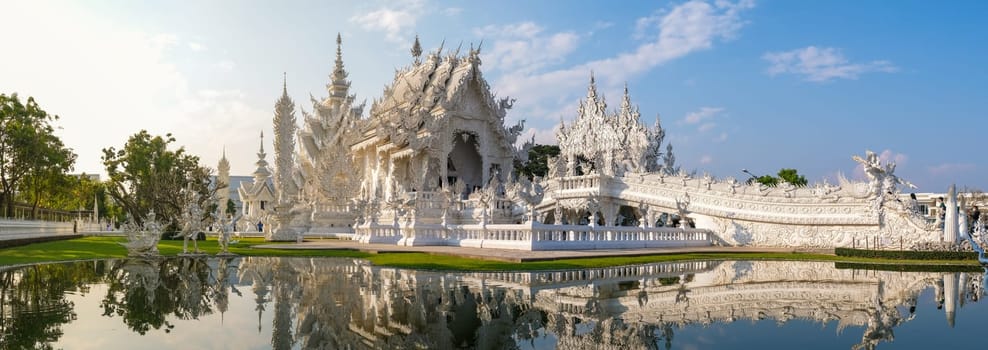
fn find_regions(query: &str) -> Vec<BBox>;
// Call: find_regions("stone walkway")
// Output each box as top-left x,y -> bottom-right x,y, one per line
253,239 -> 834,263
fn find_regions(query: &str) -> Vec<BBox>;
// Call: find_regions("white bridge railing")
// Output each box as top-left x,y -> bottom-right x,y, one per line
354,221 -> 712,251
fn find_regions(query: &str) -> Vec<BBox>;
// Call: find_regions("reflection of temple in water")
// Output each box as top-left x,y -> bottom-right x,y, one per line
232,257 -> 985,350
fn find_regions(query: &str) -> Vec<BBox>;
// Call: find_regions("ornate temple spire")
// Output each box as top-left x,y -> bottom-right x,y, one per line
218,146 -> 230,174
586,71 -> 599,103
327,33 -> 351,107
620,83 -> 632,117
411,35 -> 423,64
218,146 -> 231,208
253,131 -> 271,182
273,74 -> 297,201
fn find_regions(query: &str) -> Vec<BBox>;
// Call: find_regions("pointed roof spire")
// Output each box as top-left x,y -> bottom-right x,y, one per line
327,33 -> 351,106
335,33 -> 343,69
586,71 -> 599,102
282,72 -> 287,95
620,82 -> 633,115
411,35 -> 423,63
253,130 -> 271,181
218,145 -> 230,174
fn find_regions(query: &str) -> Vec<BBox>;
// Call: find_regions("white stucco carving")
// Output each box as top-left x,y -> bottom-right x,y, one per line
234,35 -> 949,251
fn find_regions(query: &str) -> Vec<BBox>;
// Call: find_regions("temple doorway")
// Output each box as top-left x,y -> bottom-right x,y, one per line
448,132 -> 483,193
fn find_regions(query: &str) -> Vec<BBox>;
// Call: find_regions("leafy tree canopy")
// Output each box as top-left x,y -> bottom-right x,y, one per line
0,93 -> 77,218
750,168 -> 808,187
514,144 -> 560,180
102,130 -> 213,230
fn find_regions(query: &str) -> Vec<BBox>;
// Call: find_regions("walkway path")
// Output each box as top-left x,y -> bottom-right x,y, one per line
253,240 -> 834,263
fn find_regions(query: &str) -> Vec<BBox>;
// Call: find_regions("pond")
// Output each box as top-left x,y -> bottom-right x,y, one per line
0,257 -> 985,349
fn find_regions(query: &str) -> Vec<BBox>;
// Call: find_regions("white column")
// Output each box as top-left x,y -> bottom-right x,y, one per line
945,184 -> 959,244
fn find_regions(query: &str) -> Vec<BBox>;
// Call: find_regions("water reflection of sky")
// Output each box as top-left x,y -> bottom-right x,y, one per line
56,283 -> 276,350
1,257 -> 984,349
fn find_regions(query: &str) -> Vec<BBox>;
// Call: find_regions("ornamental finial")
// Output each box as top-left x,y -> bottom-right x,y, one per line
411,35 -> 423,63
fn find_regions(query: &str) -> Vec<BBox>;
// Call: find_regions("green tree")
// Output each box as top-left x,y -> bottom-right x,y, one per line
19,137 -> 77,218
225,198 -> 236,216
0,93 -> 76,218
777,168 -> 808,187
754,175 -> 780,187
514,144 -> 560,180
102,131 -> 213,230
750,168 -> 808,187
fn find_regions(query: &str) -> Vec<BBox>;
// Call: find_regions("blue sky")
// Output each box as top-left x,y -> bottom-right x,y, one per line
2,0 -> 986,192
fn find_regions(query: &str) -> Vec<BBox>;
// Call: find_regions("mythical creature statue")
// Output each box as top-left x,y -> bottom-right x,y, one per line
180,189 -> 205,254
852,150 -> 917,200
120,210 -> 163,258
506,176 -> 546,222
214,211 -> 239,255
675,193 -> 691,229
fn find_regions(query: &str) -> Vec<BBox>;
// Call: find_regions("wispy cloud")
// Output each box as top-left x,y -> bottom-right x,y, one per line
714,132 -> 728,143
442,7 -> 462,16
700,155 -> 714,164
928,163 -> 976,177
683,106 -> 724,124
491,0 -> 755,122
350,0 -> 425,43
475,22 -> 579,74
763,46 -> 897,82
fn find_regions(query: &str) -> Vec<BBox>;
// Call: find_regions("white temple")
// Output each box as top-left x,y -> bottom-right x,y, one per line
238,132 -> 276,234
230,34 -> 949,251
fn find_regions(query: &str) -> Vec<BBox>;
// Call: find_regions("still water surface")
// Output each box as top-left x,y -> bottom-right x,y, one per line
0,257 -> 985,349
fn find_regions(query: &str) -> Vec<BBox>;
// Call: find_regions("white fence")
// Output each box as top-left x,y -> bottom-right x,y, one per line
354,221 -> 712,251
0,219 -> 75,240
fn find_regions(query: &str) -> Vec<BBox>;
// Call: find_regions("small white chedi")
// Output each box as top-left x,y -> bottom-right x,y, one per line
232,34 -> 946,250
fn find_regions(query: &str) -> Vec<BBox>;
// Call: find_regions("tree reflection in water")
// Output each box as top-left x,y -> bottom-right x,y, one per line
0,258 -> 985,349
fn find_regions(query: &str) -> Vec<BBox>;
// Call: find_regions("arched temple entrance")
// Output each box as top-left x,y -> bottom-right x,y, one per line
448,132 -> 483,193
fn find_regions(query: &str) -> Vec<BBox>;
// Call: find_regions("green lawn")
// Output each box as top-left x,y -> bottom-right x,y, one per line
0,236 -> 982,271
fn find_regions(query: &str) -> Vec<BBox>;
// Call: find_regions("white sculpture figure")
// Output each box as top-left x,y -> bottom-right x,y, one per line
180,188 -> 204,255
214,211 -> 239,256
675,193 -> 691,229
852,150 -> 917,201
702,173 -> 714,190
727,177 -> 740,194
586,195 -> 600,226
506,176 -> 546,222
120,210 -> 163,258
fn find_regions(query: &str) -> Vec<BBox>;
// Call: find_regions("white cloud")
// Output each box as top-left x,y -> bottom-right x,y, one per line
878,149 -> 908,166
493,0 -> 754,121
763,46 -> 897,82
593,21 -> 614,31
928,163 -> 977,177
683,106 -> 724,124
475,22 -> 580,74
700,155 -> 713,164
350,0 -> 425,43
0,1 -> 269,176
714,132 -> 728,142
519,126 -> 559,147
442,7 -> 462,16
